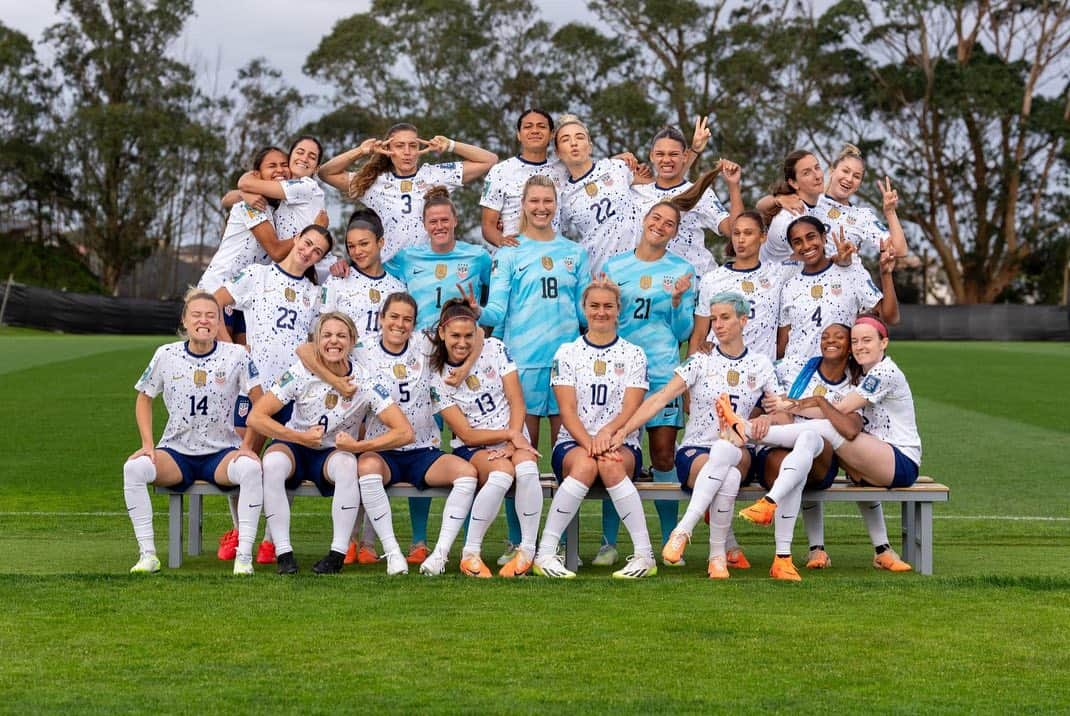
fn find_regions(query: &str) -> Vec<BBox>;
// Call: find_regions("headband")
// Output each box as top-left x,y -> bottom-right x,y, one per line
854,315 -> 888,338
440,311 -> 476,328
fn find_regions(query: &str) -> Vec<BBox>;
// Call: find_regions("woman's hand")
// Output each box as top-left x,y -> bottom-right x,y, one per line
354,137 -> 380,159
234,446 -> 261,463
295,425 -> 326,449
719,158 -> 741,186
691,115 -> 711,154
671,272 -> 693,308
128,446 -> 155,463
240,191 -> 267,212
831,225 -> 857,267
879,239 -> 897,275
749,414 -> 771,441
329,258 -> 350,278
421,136 -> 451,155
878,176 -> 899,215
508,429 -> 540,457
616,152 -> 641,172
775,193 -> 806,215
314,209 -> 330,228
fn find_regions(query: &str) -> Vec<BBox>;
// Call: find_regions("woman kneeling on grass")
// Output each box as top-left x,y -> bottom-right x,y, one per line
123,290 -> 264,575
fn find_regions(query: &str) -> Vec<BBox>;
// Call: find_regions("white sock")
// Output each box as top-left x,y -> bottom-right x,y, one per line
227,492 -> 240,530
537,477 -> 588,557
514,460 -> 543,556
432,476 -> 478,559
708,466 -> 742,560
606,480 -> 653,559
123,456 -> 156,555
262,451 -> 294,555
712,468 -> 742,555
358,475 -> 399,555
226,456 -> 263,559
858,501 -> 889,548
767,430 -> 823,504
802,502 -> 824,549
327,453 -> 360,555
725,525 -> 740,551
463,471 -> 512,556
764,419 -> 844,450
360,509 -> 376,548
678,441 -> 741,535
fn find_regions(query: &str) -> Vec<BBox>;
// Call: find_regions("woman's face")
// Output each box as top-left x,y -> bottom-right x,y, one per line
440,318 -> 478,364
709,302 -> 744,344
583,287 -> 619,332
424,204 -> 457,250
380,300 -> 416,346
555,124 -> 592,166
827,156 -> 864,202
346,228 -> 383,270
517,112 -> 552,154
649,137 -> 687,182
258,150 -> 290,181
641,204 -> 679,250
182,298 -> 220,342
317,318 -> 354,364
522,185 -> 557,231
288,139 -> 320,179
386,128 -> 421,175
292,231 -> 329,270
820,324 -> 850,361
788,154 -> 824,197
851,323 -> 888,367
787,222 -> 827,268
730,216 -> 766,259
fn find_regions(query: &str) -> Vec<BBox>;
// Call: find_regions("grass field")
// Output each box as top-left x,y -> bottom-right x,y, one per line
1,330 -> 1068,713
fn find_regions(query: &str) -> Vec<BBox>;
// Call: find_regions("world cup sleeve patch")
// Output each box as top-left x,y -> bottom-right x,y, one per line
373,384 -> 391,400
862,375 -> 880,393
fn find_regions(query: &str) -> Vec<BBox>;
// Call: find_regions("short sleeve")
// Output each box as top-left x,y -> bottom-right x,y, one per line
626,347 -> 649,390
240,354 -> 262,394
425,162 -> 464,190
758,357 -> 783,395
366,382 -> 396,416
134,347 -> 166,397
855,268 -> 883,312
224,265 -> 258,311
674,353 -> 702,388
496,340 -> 518,376
694,274 -> 716,317
693,189 -> 730,235
855,363 -> 896,405
270,367 -> 301,403
236,203 -> 270,231
479,165 -> 505,211
550,345 -> 574,387
281,177 -> 316,205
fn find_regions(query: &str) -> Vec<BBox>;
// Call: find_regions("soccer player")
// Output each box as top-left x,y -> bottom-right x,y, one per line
533,279 -> 656,580
595,201 -> 696,566
429,300 -> 542,577
248,312 -> 413,575
122,289 -> 263,575
318,124 -> 497,261
757,150 -> 825,265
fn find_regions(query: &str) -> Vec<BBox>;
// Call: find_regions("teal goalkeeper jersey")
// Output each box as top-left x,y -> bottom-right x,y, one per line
479,234 -> 590,369
604,250 -> 696,387
385,241 -> 492,332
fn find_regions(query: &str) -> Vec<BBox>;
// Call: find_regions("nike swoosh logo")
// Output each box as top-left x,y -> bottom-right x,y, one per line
472,516 -> 485,521
779,514 -> 796,519
518,264 -> 530,272
449,514 -> 466,520
373,512 -> 388,521
413,267 -> 424,274
620,512 -> 632,521
522,511 -> 538,517
616,281 -> 628,287
716,508 -> 730,513
340,505 -> 358,510
127,506 -> 136,512
247,503 -> 262,509
555,508 -> 570,514
265,513 -> 274,519
782,467 -> 796,472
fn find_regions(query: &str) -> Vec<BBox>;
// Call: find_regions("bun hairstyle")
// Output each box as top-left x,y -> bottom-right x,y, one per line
430,298 -> 479,372
831,142 -> 865,171
422,185 -> 456,218
347,122 -> 419,200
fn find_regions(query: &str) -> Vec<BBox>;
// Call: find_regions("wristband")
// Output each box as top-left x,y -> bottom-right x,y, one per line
447,139 -> 456,153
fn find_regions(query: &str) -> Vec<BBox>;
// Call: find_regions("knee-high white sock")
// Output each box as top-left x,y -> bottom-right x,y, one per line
514,460 -> 543,555
463,471 -> 512,556
327,453 -> 360,555
262,451 -> 294,555
358,475 -> 399,555
708,466 -> 742,560
123,456 -> 157,555
858,501 -> 889,548
678,442 -> 741,535
764,419 -> 844,450
606,480 -> 653,559
767,431 -> 824,504
725,525 -> 741,551
537,477 -> 588,557
802,502 -> 824,548
226,456 -> 263,559
712,468 -> 742,553
432,476 -> 478,559
261,491 -> 293,544
227,492 -> 240,530
360,508 -> 377,548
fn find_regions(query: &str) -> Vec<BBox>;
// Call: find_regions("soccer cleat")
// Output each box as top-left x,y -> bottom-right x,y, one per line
873,549 -> 912,572
233,555 -> 254,576
276,551 -> 298,575
726,547 -> 751,569
357,545 -> 379,565
129,553 -> 161,574
256,540 -> 276,564
533,554 -> 576,579
612,554 -> 658,579
496,542 -> 519,566
707,555 -> 730,579
216,529 -> 238,561
739,497 -> 776,526
661,528 -> 690,565
406,542 -> 430,565
591,543 -> 619,566
313,550 -> 345,574
460,553 -> 492,578
343,541 -> 358,565
662,555 -> 687,567
385,549 -> 409,576
419,551 -> 447,576
770,555 -> 802,582
498,548 -> 534,578
716,392 -> 748,446
806,548 -> 831,569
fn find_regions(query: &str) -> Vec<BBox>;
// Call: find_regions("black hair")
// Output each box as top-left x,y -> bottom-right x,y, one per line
650,126 -> 688,151
288,135 -> 324,165
516,108 -> 554,132
429,298 -> 479,373
346,207 -> 384,239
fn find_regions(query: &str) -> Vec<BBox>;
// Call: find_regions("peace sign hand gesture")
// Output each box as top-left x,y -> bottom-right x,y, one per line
456,281 -> 481,314
831,225 -> 856,267
420,136 -> 451,155
691,114 -> 711,154
878,176 -> 899,214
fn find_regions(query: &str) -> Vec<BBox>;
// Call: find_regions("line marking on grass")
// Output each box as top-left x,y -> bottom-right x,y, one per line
1,512 -> 1068,521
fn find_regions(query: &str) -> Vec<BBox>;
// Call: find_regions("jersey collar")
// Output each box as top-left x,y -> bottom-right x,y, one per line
582,334 -> 619,350
725,261 -> 761,273
567,163 -> 597,184
516,155 -> 548,167
391,170 -> 418,180
715,345 -> 748,361
654,179 -> 688,191
379,339 -> 410,357
184,340 -> 218,358
273,263 -> 305,280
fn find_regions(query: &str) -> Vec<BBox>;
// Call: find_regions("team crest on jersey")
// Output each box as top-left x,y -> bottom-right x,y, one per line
811,285 -> 824,299
814,385 -> 828,397
662,275 -> 675,292
302,293 -> 311,307
831,283 -> 842,296
486,366 -> 497,380
392,363 -> 408,379
759,277 -> 771,289
614,361 -> 625,376
602,174 -> 614,187
593,359 -> 607,376
827,207 -> 842,220
399,180 -> 413,193
845,214 -> 857,225
726,369 -> 740,387
214,370 -> 226,385
325,394 -> 339,409
584,183 -> 599,197
434,263 -> 448,279
369,287 -> 381,303
415,180 -> 429,192
224,304 -> 234,317
341,395 -> 352,409
465,375 -> 481,390
746,373 -> 757,390
862,375 -> 881,392
457,263 -> 470,280
284,287 -> 297,302
563,257 -> 575,271
639,275 -> 652,290
193,369 -> 207,387
238,401 -> 250,418
741,280 -> 755,294
541,256 -> 554,271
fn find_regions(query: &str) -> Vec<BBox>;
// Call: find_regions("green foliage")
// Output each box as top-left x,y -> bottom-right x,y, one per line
0,232 -> 103,294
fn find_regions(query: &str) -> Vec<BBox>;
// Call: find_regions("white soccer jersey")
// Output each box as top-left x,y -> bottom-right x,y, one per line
631,181 -> 728,276
198,203 -> 273,292
777,356 -> 852,409
270,360 -> 394,449
351,163 -> 464,262
779,263 -> 882,362
359,333 -> 440,450
431,338 -> 518,449
696,262 -> 789,361
814,194 -> 888,259
854,356 -> 922,465
320,269 -> 407,339
224,263 -> 323,387
760,207 -> 807,266
273,176 -> 335,281
135,340 -> 261,454
551,335 -> 648,448
558,158 -> 643,274
479,156 -> 570,237
674,347 -> 781,448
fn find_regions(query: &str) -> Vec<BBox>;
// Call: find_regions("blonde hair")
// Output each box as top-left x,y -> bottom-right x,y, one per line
581,276 -> 622,307
422,185 -> 456,219
312,311 -> 358,356
553,113 -> 589,147
517,175 -> 557,236
178,288 -> 220,338
831,143 -> 865,171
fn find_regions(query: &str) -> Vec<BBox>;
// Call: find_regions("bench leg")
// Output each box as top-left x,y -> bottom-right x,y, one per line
188,493 -> 203,556
901,502 -> 916,564
916,502 -> 933,575
168,493 -> 183,569
565,515 -> 580,572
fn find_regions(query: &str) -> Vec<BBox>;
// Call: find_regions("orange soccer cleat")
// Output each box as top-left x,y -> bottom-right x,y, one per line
715,393 -> 748,446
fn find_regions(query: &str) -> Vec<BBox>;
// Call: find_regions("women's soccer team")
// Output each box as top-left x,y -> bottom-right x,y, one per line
122,109 -> 923,581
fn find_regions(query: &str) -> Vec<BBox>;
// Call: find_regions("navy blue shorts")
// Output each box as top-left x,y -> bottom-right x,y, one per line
159,447 -> 235,492
452,445 -> 480,462
847,447 -> 919,489
379,447 -> 447,489
744,446 -> 769,487
223,306 -> 246,336
811,453 -> 840,491
550,441 -> 642,482
277,442 -> 336,496
234,398 -> 293,429
673,445 -> 709,493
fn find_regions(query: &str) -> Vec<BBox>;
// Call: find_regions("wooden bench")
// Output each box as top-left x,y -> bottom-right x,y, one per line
156,476 -> 948,575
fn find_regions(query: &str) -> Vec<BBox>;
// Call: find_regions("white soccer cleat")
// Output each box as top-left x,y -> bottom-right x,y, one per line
385,549 -> 409,576
533,553 -> 576,579
130,553 -> 161,574
591,543 -> 619,566
418,551 -> 447,576
612,554 -> 658,579
233,555 -> 254,576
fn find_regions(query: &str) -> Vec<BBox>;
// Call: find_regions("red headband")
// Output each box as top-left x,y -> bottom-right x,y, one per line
441,312 -> 476,328
854,315 -> 888,338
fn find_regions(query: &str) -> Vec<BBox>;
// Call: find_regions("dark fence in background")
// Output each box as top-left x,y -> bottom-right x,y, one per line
2,283 -> 1069,340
